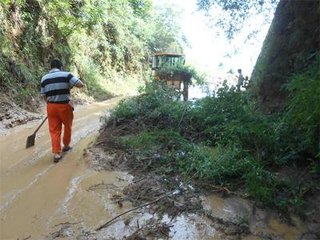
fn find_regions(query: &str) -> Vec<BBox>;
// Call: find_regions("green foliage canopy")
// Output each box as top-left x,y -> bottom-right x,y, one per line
196,0 -> 279,39
128,0 -> 152,17
0,0 -> 184,107
149,4 -> 183,53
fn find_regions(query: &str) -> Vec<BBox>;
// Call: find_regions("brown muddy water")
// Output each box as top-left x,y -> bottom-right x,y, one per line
0,98 -> 308,240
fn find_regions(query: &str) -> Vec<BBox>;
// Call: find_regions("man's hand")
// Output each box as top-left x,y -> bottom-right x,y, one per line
69,100 -> 75,111
75,80 -> 84,88
41,94 -> 47,103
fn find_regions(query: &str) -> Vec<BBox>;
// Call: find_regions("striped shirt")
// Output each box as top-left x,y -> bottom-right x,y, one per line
40,69 -> 81,103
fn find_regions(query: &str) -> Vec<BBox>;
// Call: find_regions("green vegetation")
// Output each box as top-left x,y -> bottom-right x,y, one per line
156,63 -> 205,85
197,0 -> 278,39
0,0 -> 182,109
108,55 -> 319,212
0,0 -> 318,216
285,56 -> 320,159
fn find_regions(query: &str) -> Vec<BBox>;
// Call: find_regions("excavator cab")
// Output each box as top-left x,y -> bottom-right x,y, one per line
151,53 -> 185,70
151,53 -> 189,100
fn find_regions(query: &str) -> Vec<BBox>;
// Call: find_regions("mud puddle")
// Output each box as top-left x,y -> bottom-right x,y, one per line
203,195 -> 307,240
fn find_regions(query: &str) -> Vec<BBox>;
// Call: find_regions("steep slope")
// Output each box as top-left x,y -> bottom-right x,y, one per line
0,0 -> 182,111
250,0 -> 320,112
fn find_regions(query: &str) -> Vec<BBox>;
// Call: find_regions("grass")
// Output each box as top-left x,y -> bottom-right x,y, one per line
106,60 -> 320,213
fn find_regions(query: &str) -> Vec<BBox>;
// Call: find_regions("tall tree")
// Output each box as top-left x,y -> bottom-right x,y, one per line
197,0 -> 278,39
198,0 -> 320,112
149,4 -> 183,53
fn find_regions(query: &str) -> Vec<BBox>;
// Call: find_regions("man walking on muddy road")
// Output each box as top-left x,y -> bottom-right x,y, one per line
40,59 -> 84,162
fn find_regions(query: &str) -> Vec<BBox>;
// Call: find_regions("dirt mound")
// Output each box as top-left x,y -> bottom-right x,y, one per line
0,96 -> 41,132
0,90 -> 93,134
71,88 -> 95,105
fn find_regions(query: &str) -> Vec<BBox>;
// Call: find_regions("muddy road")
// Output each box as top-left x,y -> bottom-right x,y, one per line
0,99 -> 124,239
0,98 -> 313,240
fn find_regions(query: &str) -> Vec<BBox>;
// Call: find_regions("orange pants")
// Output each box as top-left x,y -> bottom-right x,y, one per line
47,103 -> 73,153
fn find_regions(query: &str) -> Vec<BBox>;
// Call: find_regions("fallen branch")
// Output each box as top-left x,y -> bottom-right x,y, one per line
210,185 -> 232,194
53,222 -> 79,227
87,183 -> 119,191
198,181 -> 233,195
95,190 -> 178,231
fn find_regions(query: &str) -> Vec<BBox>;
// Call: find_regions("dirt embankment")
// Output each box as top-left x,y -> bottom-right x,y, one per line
0,91 -> 94,135
0,96 -> 41,133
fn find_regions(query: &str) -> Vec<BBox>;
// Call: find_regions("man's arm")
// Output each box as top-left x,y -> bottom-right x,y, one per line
74,80 -> 84,88
41,94 -> 47,102
68,73 -> 85,88
40,82 -> 48,102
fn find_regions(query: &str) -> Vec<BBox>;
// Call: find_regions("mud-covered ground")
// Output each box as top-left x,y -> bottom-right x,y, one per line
75,124 -> 320,240
1,98 -> 122,239
1,96 -> 319,239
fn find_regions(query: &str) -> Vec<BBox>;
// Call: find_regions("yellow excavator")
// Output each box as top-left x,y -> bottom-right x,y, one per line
151,52 -> 189,101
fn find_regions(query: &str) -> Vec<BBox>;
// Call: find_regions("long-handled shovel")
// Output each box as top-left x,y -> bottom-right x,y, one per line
26,116 -> 48,148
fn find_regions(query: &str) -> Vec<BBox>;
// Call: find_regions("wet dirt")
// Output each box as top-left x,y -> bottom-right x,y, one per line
0,97 -> 40,134
0,96 -> 318,240
82,125 -> 317,240
203,195 -> 307,240
0,98 -> 122,239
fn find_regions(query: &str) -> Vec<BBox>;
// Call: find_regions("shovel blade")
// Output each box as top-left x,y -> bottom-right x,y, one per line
26,134 -> 35,148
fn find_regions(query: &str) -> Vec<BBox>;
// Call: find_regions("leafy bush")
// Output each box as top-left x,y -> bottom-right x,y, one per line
178,143 -> 247,181
108,70 -> 318,210
121,129 -> 189,150
244,164 -> 277,204
156,63 -> 204,84
0,0 -> 183,108
111,80 -> 181,121
285,55 -> 320,158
